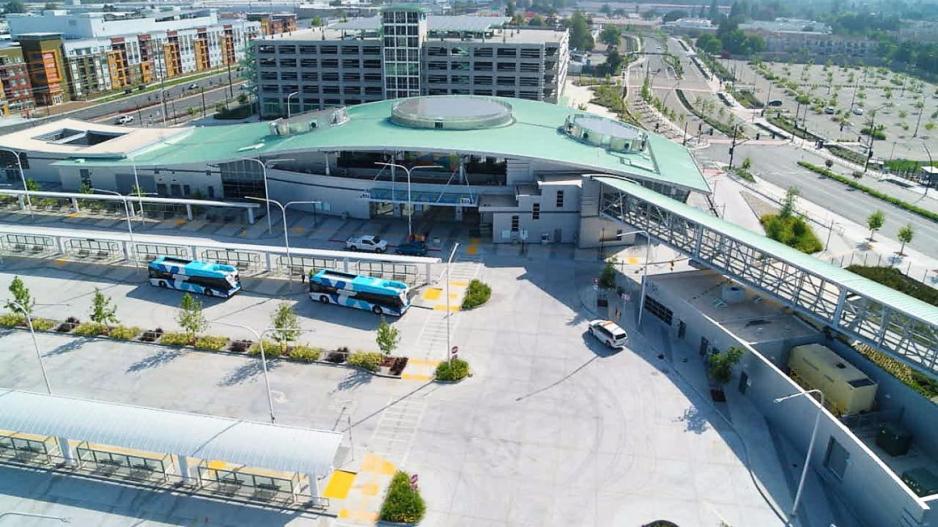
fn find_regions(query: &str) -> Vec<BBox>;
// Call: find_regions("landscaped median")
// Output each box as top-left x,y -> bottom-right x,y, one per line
798,161 -> 938,222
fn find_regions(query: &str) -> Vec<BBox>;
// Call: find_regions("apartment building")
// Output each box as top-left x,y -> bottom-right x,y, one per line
0,44 -> 33,113
18,33 -> 69,106
246,13 -> 298,36
255,5 -> 568,118
9,10 -> 261,104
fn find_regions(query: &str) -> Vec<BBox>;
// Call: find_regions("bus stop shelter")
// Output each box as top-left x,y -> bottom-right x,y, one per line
0,390 -> 342,506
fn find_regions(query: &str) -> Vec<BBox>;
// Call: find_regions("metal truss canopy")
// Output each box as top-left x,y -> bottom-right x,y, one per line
593,176 -> 938,378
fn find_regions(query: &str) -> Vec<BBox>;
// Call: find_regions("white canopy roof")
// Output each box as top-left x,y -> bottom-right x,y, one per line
0,390 -> 342,476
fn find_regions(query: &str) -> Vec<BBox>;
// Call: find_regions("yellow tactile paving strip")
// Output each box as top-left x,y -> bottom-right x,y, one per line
336,453 -> 397,524
323,470 -> 356,500
401,358 -> 440,382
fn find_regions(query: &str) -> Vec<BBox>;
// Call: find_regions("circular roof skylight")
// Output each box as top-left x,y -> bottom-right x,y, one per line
391,96 -> 514,130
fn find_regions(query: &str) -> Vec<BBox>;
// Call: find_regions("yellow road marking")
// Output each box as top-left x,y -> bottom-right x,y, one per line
449,280 -> 469,287
433,305 -> 461,312
66,212 -> 80,218
323,470 -> 356,500
54,259 -> 68,266
467,245 -> 478,255
402,373 -> 433,382
360,453 -> 397,476
407,358 -> 440,367
175,219 -> 187,226
360,482 -> 379,496
338,510 -> 378,522
207,460 -> 227,470
421,288 -> 442,301
627,256 -> 639,265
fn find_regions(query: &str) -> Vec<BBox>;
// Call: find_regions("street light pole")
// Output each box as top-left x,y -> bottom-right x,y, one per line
92,188 -> 139,269
920,140 -> 934,198
374,162 -> 442,239
611,229 -> 651,328
8,300 -> 53,395
286,91 -> 299,119
774,388 -> 825,523
0,148 -> 32,217
129,154 -> 144,219
445,243 -> 459,364
246,196 -> 321,276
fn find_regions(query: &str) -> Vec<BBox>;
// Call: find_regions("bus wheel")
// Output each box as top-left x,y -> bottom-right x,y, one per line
372,305 -> 382,315
159,281 -> 168,288
204,289 -> 213,297
319,295 -> 330,304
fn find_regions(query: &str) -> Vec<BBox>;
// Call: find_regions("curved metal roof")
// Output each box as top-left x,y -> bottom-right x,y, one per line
0,390 -> 342,476
52,97 -> 710,193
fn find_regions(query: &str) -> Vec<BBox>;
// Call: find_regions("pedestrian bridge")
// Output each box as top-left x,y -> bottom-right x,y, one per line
592,175 -> 938,378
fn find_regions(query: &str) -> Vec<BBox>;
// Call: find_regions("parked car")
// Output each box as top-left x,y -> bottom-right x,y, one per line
588,320 -> 628,349
346,235 -> 388,253
115,115 -> 134,125
395,240 -> 428,256
853,107 -> 864,116
187,83 -> 199,90
824,106 -> 836,114
766,99 -> 783,107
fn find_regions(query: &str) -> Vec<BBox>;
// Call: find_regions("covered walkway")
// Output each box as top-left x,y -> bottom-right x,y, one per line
592,175 -> 938,377
0,390 -> 342,509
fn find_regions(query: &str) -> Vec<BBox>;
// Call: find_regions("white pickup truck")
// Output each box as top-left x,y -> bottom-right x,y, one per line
346,235 -> 388,253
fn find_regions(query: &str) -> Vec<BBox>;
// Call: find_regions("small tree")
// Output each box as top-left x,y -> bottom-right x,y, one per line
897,224 -> 914,255
376,317 -> 400,357
271,302 -> 300,347
89,288 -> 118,327
598,259 -> 617,289
867,210 -> 885,241
779,186 -> 800,219
176,293 -> 207,342
707,346 -> 743,384
740,157 -> 752,171
25,178 -> 40,191
5,276 -> 34,316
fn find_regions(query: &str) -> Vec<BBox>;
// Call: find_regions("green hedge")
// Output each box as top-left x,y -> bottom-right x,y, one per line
675,88 -> 744,138
379,471 -> 426,524
348,351 -> 382,372
248,339 -> 283,358
826,145 -> 867,165
110,325 -> 141,340
160,331 -> 193,346
435,358 -> 470,381
461,279 -> 492,310
288,344 -> 322,362
846,266 -> 938,306
760,214 -> 823,254
766,114 -> 823,142
798,161 -> 938,222
73,322 -> 108,337
194,335 -> 229,351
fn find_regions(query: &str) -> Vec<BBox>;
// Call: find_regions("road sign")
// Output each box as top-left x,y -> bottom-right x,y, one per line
451,346 -> 458,360
410,474 -> 419,489
621,293 -> 631,302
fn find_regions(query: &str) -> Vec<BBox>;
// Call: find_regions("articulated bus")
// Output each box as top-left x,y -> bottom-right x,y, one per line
148,256 -> 242,298
309,269 -> 411,316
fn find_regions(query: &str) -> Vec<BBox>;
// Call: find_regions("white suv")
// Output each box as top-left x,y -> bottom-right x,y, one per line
115,115 -> 134,125
346,235 -> 388,253
588,320 -> 628,349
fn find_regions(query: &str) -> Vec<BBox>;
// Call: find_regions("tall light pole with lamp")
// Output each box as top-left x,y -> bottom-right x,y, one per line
774,388 -> 825,523
444,243 -> 459,364
210,320 -> 313,424
6,300 -> 70,395
863,105 -> 888,174
920,139 -> 934,198
374,162 -> 442,239
245,196 -> 321,276
0,147 -> 32,217
605,229 -> 651,328
286,91 -> 299,118
92,188 -> 155,268
230,157 -> 295,234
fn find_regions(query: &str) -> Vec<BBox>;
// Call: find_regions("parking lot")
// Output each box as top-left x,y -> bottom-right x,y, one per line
727,60 -> 938,160
0,248 -> 799,526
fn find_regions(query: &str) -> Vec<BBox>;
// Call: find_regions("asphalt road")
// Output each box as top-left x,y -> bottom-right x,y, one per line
696,143 -> 938,258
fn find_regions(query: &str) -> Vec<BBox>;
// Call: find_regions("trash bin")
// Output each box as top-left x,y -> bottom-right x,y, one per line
877,423 -> 912,457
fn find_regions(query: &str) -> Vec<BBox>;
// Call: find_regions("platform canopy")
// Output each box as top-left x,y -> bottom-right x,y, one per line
0,390 -> 343,476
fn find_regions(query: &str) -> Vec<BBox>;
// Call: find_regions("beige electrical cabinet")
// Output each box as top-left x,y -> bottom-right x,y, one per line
788,344 -> 878,416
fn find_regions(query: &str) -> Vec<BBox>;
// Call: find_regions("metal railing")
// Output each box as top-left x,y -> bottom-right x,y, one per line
0,228 -> 436,285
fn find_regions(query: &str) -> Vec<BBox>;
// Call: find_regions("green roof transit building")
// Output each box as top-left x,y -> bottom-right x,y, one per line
0,95 -> 708,246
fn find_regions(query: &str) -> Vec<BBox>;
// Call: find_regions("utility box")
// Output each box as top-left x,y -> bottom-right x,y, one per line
876,423 -> 912,457
788,344 -> 878,416
902,468 -> 938,497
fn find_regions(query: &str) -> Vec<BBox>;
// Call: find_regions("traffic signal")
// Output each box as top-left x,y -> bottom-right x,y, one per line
756,133 -> 761,140
709,128 -> 714,135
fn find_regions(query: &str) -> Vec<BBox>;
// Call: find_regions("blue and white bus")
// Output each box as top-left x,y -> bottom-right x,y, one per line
148,256 -> 242,298
309,269 -> 411,316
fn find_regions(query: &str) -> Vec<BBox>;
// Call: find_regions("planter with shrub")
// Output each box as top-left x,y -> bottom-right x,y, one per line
194,335 -> 229,351
72,322 -> 108,337
57,316 -> 80,333
139,328 -> 163,342
348,351 -> 383,372
461,279 -> 492,310
379,471 -> 426,525
435,358 -> 470,382
228,339 -> 253,353
110,326 -> 141,341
